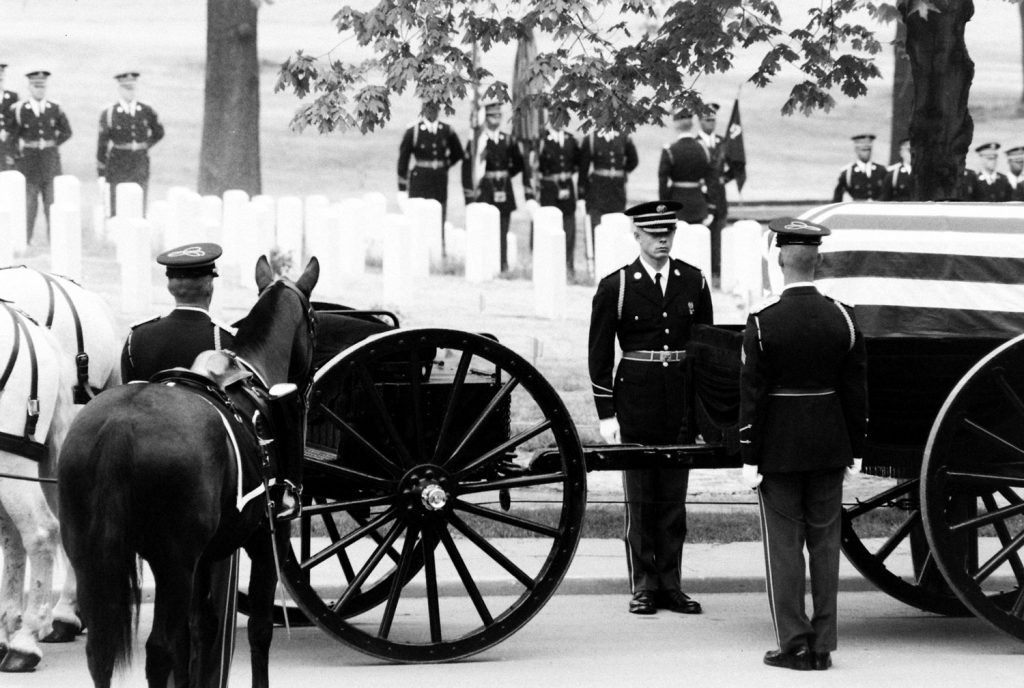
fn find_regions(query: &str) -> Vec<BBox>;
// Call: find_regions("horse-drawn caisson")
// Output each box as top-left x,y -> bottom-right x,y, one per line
266,202 -> 1024,663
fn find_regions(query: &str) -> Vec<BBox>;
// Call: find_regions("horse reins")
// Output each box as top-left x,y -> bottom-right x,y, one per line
0,300 -> 50,481
39,271 -> 94,403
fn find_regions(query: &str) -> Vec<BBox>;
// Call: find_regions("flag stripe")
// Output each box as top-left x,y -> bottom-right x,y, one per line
821,251 -> 1024,283
817,276 -> 1024,311
851,305 -> 1024,339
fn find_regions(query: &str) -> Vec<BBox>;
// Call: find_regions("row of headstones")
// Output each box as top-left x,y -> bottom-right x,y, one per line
0,170 -> 769,318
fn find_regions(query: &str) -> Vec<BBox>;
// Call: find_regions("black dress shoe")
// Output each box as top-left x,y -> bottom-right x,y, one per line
657,590 -> 703,614
811,651 -> 832,670
629,591 -> 657,615
763,647 -> 811,671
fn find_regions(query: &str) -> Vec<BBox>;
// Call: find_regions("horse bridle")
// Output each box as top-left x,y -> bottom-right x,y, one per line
258,278 -> 318,395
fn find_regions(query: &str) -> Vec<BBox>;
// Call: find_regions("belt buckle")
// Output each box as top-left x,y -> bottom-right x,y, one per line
657,351 -> 669,363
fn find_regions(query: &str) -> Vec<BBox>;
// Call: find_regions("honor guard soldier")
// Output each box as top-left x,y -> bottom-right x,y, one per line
658,109 -> 712,224
578,127 -> 638,234
97,70 -> 165,214
971,142 -> 1013,202
536,120 -> 581,275
832,133 -> 886,201
121,243 -> 236,383
739,217 -> 867,672
463,98 -> 532,272
11,70 -> 72,244
881,137 -> 913,201
396,101 -> 464,231
1006,146 -> 1024,201
588,200 -> 713,616
0,64 -> 17,170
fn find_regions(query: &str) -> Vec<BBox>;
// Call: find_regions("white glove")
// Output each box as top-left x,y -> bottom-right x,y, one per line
844,457 -> 863,482
741,463 -> 763,489
599,417 -> 621,444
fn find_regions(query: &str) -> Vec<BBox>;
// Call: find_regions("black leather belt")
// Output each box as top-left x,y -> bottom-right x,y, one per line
22,140 -> 56,149
622,350 -> 686,363
768,387 -> 836,397
415,159 -> 446,169
592,168 -> 625,178
111,141 -> 148,151
484,171 -> 509,180
670,181 -> 701,188
541,172 -> 574,182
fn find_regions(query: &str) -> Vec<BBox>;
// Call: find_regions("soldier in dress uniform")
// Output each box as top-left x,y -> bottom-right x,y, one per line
1006,146 -> 1024,201
536,120 -> 580,275
698,103 -> 731,283
832,133 -> 886,201
11,70 -> 72,243
121,242 -> 236,382
462,98 -> 532,272
658,109 -> 711,224
739,217 -> 868,672
0,64 -> 18,170
397,101 -> 464,231
588,200 -> 713,616
881,137 -> 913,201
971,142 -> 1013,202
578,127 -> 638,235
97,70 -> 165,214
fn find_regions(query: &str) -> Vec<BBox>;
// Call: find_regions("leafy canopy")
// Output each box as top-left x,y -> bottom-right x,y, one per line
276,0 -> 901,135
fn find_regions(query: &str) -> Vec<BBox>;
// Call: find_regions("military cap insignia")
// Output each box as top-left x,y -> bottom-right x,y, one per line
656,204 -> 666,213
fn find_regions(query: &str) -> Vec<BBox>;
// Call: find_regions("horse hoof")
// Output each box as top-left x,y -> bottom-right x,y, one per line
0,648 -> 40,672
41,620 -> 80,643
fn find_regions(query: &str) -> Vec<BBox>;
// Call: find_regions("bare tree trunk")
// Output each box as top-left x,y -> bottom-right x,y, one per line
199,0 -> 261,196
1020,1 -> 1024,108
903,0 -> 974,201
889,20 -> 914,167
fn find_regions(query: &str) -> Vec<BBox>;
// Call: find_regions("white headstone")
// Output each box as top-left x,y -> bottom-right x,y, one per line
0,171 -> 28,254
333,199 -> 367,278
91,204 -> 107,242
53,174 -> 80,210
144,200 -> 170,260
382,213 -> 414,307
114,217 -> 154,314
362,191 -> 387,261
506,231 -> 519,271
237,195 -> 276,285
446,226 -> 466,261
532,206 -> 567,319
403,197 -> 439,277
672,222 -> 711,276
98,177 -> 111,218
221,189 -> 250,275
274,196 -> 304,277
0,210 -> 13,266
200,195 -> 223,244
594,212 -> 635,279
729,220 -> 767,302
49,204 -> 82,280
304,195 -> 330,265
165,186 -> 202,250
115,182 -> 145,219
465,203 -> 501,283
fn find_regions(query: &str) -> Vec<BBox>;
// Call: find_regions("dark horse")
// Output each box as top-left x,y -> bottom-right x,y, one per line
58,255 -> 319,688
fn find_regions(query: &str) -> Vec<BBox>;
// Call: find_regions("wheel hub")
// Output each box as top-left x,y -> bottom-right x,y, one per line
420,483 -> 448,510
398,465 -> 452,516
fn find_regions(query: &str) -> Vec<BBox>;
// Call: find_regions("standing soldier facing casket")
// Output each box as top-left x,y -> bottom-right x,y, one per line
97,70 -> 165,214
397,101 -> 464,234
0,64 -> 18,171
536,120 -> 581,276
971,142 -> 1013,202
658,109 -> 712,225
11,69 -> 72,244
1006,146 -> 1024,201
578,127 -> 638,236
882,138 -> 913,202
589,200 -> 713,616
832,133 -> 886,202
463,98 -> 533,272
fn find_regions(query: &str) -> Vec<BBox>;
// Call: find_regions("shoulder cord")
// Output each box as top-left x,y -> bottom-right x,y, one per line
616,269 -> 626,321
834,301 -> 856,351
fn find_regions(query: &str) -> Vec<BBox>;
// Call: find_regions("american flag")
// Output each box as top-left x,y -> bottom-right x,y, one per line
765,202 -> 1024,338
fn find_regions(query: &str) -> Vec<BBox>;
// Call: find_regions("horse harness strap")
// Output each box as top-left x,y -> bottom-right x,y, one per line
0,302 -> 46,462
38,271 -> 94,404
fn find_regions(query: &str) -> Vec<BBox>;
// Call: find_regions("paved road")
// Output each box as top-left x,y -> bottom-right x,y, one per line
15,591 -> 1021,688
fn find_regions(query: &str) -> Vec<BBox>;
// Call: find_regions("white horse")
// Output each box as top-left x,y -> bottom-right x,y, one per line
0,266 -> 122,649
0,301 -> 76,672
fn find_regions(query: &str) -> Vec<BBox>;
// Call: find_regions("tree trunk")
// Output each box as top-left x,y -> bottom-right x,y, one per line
889,20 -> 914,168
1020,1 -> 1024,107
199,0 -> 261,196
903,0 -> 974,201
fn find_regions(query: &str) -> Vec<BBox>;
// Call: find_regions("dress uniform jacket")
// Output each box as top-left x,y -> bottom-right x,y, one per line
97,100 -> 165,190
462,130 -> 528,214
658,135 -> 710,223
972,171 -> 1014,202
536,130 -> 580,210
578,131 -> 638,219
699,130 -> 730,226
589,257 -> 713,594
121,308 -> 236,382
881,163 -> 912,201
11,98 -> 72,185
0,89 -> 17,169
396,119 -> 463,209
1009,172 -> 1024,202
832,161 -> 886,201
739,284 -> 867,656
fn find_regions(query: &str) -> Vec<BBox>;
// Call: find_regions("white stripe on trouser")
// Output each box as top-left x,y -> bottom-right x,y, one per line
621,470 -> 635,592
757,489 -> 782,649
215,551 -> 240,688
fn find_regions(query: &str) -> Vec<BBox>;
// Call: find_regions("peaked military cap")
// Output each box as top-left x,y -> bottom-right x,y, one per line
625,201 -> 681,234
769,217 -> 831,247
25,69 -> 51,80
0,63 -> 7,70
975,141 -> 1000,155
673,107 -> 693,121
1006,146 -> 1024,159
703,102 -> 720,114
157,243 -> 222,278
115,70 -> 141,80
851,133 -> 876,143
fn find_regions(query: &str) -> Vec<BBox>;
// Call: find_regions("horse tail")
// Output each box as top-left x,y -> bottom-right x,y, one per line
79,421 -> 140,673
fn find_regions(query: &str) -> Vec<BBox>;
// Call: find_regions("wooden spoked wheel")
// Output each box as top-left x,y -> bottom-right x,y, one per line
277,328 -> 587,662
